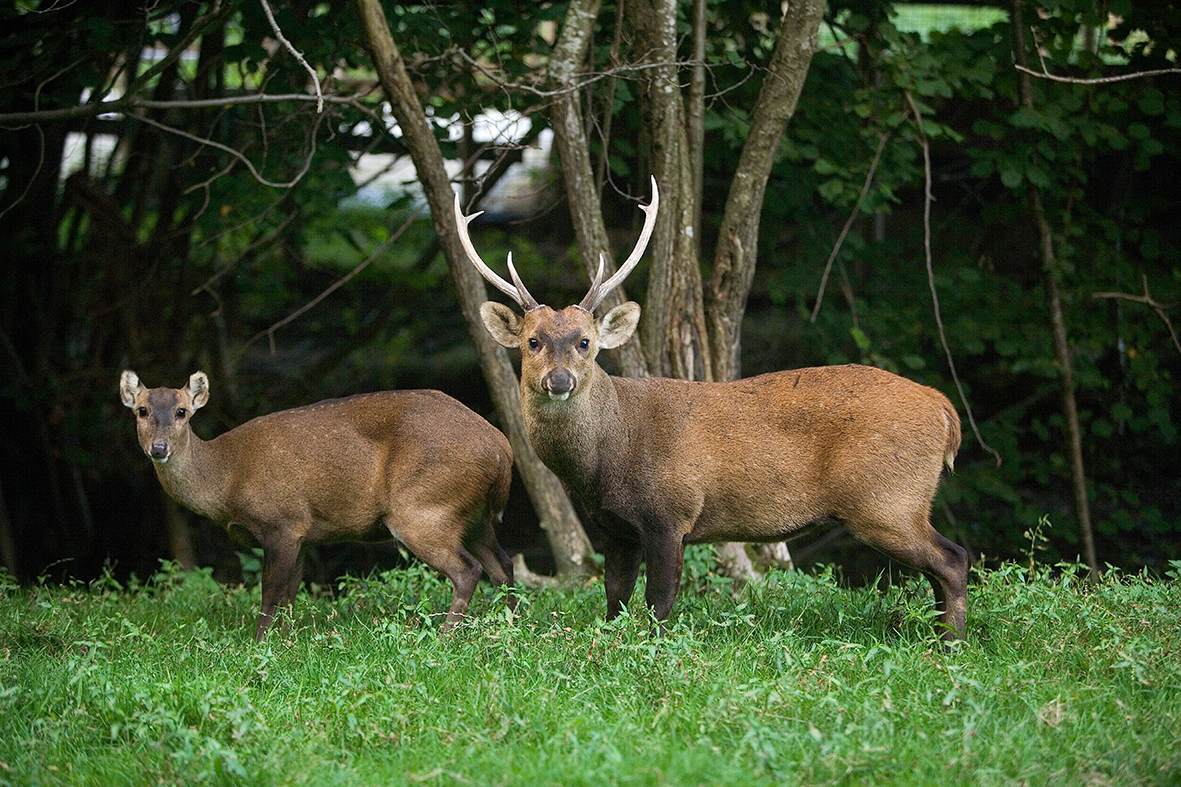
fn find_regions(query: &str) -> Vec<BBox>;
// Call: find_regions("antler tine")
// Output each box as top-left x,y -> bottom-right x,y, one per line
578,177 -> 660,313
505,253 -> 540,310
584,254 -> 607,296
454,192 -> 540,310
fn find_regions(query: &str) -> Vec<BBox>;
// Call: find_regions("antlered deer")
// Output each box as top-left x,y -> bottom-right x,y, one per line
120,370 -> 515,639
458,179 -> 969,640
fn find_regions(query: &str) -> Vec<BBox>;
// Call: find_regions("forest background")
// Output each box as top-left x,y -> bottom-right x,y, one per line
0,0 -> 1177,594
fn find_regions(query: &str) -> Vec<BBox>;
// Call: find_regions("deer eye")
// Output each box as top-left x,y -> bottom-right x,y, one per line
137,407 -> 148,417
579,338 -> 590,350
527,337 -> 540,351
175,408 -> 187,419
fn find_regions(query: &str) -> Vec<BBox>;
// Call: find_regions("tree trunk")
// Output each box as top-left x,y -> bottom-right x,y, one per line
350,0 -> 594,578
547,0 -> 649,379
687,0 -> 706,240
627,0 -> 711,382
0,481 -> 17,578
705,0 -> 826,382
550,0 -> 823,580
1012,0 -> 1099,580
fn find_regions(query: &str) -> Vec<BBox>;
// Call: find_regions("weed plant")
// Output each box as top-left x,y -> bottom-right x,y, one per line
1,549 -> 1178,786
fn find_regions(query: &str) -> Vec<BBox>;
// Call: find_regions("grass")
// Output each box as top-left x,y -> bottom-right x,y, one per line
1,551 -> 1179,787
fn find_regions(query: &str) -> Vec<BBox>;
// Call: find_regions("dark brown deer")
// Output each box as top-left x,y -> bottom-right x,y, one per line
457,180 -> 969,640
120,370 -> 515,639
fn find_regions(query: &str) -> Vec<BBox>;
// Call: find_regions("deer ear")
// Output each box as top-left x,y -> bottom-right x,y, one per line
597,302 -> 641,349
187,372 -> 210,411
480,301 -> 523,348
119,370 -> 143,409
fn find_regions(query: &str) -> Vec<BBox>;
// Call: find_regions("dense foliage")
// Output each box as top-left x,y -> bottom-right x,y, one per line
1,557 -> 1179,785
0,0 -> 1177,586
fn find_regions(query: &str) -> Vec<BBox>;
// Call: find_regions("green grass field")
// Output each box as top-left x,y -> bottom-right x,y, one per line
2,550 -> 1178,786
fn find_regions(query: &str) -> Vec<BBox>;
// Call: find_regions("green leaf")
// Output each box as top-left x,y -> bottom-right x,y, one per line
1025,164 -> 1051,189
1128,123 -> 1151,140
850,327 -> 872,351
1138,89 -> 1165,116
1011,107 -> 1041,129
814,158 -> 842,175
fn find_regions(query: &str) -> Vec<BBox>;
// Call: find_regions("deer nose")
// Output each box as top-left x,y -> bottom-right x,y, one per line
542,369 -> 576,400
149,443 -> 170,461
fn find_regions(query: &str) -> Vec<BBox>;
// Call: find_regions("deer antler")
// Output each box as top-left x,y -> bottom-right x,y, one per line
455,193 -> 541,311
578,177 -> 660,313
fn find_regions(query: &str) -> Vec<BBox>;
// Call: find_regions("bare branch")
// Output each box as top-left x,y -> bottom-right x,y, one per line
237,203 -> 427,360
904,90 -> 1001,468
132,109 -> 323,189
449,45 -> 710,100
0,125 -> 44,221
259,0 -> 324,113
0,92 -> 366,126
1093,276 -> 1181,357
1015,62 -> 1181,85
192,209 -> 300,297
810,129 -> 890,323
125,0 -> 231,99
197,195 -> 291,252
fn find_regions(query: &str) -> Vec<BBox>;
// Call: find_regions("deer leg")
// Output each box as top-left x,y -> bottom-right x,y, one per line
436,546 -> 484,631
642,533 -> 685,625
257,535 -> 302,640
279,547 -> 305,608
466,523 -> 517,613
603,534 -> 643,621
397,517 -> 484,631
922,530 -> 969,641
851,510 -> 969,641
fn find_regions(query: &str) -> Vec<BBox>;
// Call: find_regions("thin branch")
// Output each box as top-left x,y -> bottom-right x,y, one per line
131,110 -> 322,189
259,0 -> 324,113
1093,276 -> 1181,357
810,129 -> 891,323
197,195 -> 290,251
124,0 -> 230,99
1015,63 -> 1181,85
449,46 -> 711,100
904,90 -> 1001,468
193,210 -> 300,296
0,125 -> 44,221
0,92 -> 365,126
235,203 -> 426,361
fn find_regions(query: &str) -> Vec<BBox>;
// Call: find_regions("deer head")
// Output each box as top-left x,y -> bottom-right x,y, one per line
458,179 -> 659,402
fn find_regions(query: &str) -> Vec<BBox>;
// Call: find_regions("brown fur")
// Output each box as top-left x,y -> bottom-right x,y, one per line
120,370 -> 515,639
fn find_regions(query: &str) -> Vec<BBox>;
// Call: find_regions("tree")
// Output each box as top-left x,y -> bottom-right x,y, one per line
540,0 -> 826,578
348,0 -> 595,579
346,0 -> 826,581
2,0 -> 1177,589
1011,0 -> 1098,579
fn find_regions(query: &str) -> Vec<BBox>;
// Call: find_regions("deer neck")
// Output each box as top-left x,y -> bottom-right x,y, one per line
153,433 -> 232,523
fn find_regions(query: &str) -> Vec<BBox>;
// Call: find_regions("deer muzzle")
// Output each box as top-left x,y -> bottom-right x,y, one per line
149,442 -> 171,462
542,369 -> 576,401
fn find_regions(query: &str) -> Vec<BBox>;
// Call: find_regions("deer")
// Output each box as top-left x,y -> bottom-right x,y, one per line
120,370 -> 516,639
456,178 -> 969,641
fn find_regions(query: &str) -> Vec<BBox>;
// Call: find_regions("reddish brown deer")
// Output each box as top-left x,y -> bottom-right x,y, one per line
120,370 -> 515,639
457,180 -> 969,640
